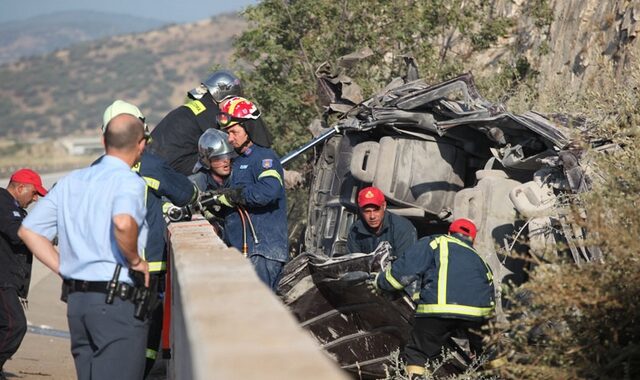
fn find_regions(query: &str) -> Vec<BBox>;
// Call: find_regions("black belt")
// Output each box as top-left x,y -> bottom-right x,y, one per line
63,279 -> 136,301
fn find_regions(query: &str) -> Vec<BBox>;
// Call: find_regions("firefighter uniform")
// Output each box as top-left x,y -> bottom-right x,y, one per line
149,93 -> 220,176
376,234 -> 494,370
347,211 -> 417,258
132,150 -> 197,377
224,144 -> 288,290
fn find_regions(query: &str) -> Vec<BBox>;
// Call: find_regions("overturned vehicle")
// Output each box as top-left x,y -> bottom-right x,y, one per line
277,72 -> 601,378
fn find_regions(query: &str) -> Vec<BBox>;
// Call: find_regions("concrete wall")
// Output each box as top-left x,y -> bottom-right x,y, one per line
167,219 -> 348,380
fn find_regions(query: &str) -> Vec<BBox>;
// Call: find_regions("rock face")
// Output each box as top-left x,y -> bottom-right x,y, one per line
472,0 -> 640,92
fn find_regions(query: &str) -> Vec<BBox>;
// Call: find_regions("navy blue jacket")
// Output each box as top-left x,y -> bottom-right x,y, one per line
0,188 -> 32,298
377,234 -> 495,321
133,151 -> 197,272
347,211 -> 417,258
149,93 -> 220,176
224,145 -> 288,263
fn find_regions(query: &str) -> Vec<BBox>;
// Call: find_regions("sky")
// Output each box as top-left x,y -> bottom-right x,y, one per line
0,0 -> 259,24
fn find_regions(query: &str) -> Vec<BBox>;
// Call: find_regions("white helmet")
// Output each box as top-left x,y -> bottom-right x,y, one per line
188,70 -> 243,103
193,128 -> 235,173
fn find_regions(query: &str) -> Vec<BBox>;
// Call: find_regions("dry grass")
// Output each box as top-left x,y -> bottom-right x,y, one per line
483,55 -> 640,379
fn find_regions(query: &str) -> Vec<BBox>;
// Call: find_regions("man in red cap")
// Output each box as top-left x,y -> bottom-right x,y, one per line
346,186 -> 416,258
0,168 -> 47,377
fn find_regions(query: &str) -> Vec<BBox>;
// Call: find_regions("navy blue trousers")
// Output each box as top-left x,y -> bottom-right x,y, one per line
249,255 -> 285,291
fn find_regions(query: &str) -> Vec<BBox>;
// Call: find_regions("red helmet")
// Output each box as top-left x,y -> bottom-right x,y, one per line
217,96 -> 261,129
449,218 -> 477,240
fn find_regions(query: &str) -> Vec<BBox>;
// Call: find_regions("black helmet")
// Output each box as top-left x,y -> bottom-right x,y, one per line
188,70 -> 243,103
193,128 -> 235,173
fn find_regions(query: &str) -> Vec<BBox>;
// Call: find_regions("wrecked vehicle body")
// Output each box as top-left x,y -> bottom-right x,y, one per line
278,72 -> 601,377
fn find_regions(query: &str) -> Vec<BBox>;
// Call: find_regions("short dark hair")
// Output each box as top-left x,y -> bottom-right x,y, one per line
104,115 -> 144,150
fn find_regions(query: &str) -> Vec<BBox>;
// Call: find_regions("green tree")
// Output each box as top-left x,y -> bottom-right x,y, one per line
233,0 -> 514,157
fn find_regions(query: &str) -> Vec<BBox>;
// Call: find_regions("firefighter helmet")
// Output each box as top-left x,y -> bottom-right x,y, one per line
193,128 -> 235,173
188,70 -> 243,102
449,218 -> 477,240
216,96 -> 261,129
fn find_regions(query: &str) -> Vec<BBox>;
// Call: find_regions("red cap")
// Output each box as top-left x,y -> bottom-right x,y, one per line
10,168 -> 47,196
357,186 -> 385,208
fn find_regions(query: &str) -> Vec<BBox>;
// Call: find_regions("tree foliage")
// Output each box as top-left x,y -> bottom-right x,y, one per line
233,0 -> 514,157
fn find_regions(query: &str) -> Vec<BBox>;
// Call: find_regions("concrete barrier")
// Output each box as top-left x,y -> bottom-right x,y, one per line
167,219 -> 348,380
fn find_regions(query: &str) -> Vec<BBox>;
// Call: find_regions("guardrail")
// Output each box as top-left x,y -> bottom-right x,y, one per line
166,219 -> 348,380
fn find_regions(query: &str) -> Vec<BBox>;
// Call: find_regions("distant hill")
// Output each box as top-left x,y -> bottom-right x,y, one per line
0,13 -> 247,139
0,11 -> 168,65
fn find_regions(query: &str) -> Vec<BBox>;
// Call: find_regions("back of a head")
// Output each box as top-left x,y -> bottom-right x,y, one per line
449,218 -> 477,242
104,114 -> 144,151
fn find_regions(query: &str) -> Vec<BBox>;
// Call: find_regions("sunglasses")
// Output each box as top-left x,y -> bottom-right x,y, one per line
216,109 -> 261,128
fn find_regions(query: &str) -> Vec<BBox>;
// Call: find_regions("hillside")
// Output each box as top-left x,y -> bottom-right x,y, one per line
0,11 -> 168,65
0,13 -> 247,139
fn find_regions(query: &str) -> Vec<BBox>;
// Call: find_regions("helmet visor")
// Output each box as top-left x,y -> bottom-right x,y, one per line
216,109 -> 261,129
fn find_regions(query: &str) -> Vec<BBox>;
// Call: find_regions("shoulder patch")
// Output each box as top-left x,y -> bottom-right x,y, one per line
184,100 -> 206,115
262,159 -> 273,169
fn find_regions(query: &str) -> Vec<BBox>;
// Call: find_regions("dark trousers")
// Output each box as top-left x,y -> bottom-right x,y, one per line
144,273 -> 165,379
249,255 -> 285,292
0,288 -> 27,371
67,292 -> 148,380
404,316 -> 485,366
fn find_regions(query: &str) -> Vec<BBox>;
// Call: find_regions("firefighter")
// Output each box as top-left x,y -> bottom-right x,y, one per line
101,100 -> 199,378
210,96 -> 288,291
188,128 -> 235,235
190,128 -> 234,192
149,70 -> 243,176
347,186 -> 417,258
374,218 -> 495,378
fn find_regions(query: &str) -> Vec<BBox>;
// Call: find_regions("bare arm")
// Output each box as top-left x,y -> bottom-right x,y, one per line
113,214 -> 149,286
18,226 -> 60,274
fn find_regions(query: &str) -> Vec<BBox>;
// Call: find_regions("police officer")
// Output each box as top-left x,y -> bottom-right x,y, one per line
0,169 -> 47,378
374,218 -> 495,378
100,100 -> 199,378
347,186 -> 417,258
212,97 -> 287,291
19,105 -> 150,380
149,70 -> 243,176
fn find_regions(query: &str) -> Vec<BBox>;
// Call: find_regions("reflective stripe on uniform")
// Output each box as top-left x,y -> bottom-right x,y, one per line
416,303 -> 493,317
257,169 -> 283,187
184,100 -> 206,115
148,261 -> 166,272
384,267 -> 404,290
143,176 -> 160,191
146,348 -> 158,360
436,237 -> 449,304
420,235 -> 493,317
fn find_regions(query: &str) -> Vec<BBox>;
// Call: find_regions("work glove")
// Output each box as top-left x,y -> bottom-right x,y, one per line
200,187 -> 245,208
366,272 -> 382,296
217,187 -> 245,207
